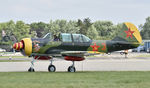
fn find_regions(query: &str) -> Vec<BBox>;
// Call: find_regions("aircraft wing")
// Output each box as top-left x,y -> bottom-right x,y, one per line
61,51 -> 100,57
61,51 -> 87,57
31,51 -> 99,58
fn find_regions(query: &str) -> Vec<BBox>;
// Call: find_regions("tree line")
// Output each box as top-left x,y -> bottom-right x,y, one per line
0,17 -> 150,44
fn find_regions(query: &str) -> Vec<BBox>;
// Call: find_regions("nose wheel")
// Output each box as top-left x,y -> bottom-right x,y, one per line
68,61 -> 76,72
28,57 -> 36,72
28,67 -> 35,72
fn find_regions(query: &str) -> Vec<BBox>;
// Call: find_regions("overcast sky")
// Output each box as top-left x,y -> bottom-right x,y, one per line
0,0 -> 149,26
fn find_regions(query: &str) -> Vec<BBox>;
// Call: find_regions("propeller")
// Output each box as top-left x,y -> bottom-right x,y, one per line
13,42 -> 24,50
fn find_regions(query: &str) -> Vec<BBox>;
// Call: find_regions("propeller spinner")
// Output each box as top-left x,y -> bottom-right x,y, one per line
13,42 -> 24,50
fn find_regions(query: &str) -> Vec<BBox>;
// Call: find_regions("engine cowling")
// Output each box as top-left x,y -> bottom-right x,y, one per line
13,38 -> 32,56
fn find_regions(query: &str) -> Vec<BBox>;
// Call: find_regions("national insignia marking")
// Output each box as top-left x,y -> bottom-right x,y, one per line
124,28 -> 134,38
90,43 -> 100,51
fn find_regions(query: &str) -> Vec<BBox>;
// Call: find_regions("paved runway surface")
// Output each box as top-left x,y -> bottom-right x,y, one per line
1,58 -> 150,72
0,52 -> 150,72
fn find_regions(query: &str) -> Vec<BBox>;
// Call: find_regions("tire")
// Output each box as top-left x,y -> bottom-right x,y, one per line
68,66 -> 76,72
28,67 -> 35,72
48,65 -> 56,72
120,52 -> 124,55
107,52 -> 111,55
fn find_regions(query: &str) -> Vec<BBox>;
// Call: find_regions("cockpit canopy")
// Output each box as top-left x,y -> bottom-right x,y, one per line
60,33 -> 91,43
43,33 -> 91,43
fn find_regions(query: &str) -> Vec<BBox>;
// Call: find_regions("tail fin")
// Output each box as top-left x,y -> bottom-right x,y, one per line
113,22 -> 142,44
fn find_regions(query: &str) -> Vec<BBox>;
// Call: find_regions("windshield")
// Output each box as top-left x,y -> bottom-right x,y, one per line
82,35 -> 91,42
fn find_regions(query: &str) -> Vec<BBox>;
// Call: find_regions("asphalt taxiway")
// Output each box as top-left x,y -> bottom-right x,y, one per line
0,53 -> 150,72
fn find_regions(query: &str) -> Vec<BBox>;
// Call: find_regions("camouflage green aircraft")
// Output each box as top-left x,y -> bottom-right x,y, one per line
13,22 -> 142,72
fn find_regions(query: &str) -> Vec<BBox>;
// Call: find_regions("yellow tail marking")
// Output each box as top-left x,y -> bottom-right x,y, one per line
125,22 -> 142,44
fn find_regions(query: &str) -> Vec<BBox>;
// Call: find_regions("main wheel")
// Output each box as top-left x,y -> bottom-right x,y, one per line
120,52 -> 124,55
48,65 -> 56,72
107,52 -> 111,55
68,66 -> 76,72
28,67 -> 35,72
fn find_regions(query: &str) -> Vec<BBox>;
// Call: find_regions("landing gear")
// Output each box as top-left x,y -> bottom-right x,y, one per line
68,66 -> 76,72
48,65 -> 56,72
48,58 -> 56,72
27,56 -> 77,72
28,57 -> 36,72
28,67 -> 35,72
68,61 -> 76,72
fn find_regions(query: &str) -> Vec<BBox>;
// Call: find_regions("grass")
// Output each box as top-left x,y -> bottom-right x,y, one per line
136,54 -> 150,57
0,56 -> 28,58
0,71 -> 150,88
0,56 -> 29,62
0,60 -> 29,62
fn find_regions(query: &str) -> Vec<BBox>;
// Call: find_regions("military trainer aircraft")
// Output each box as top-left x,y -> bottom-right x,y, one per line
13,22 -> 142,72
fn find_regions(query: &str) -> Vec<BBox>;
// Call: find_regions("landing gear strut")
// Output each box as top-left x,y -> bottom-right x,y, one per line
68,61 -> 76,72
28,57 -> 36,72
48,58 -> 56,72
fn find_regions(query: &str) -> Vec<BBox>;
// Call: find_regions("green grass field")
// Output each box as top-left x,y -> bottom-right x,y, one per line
0,60 -> 29,62
0,71 -> 150,88
0,56 -> 28,58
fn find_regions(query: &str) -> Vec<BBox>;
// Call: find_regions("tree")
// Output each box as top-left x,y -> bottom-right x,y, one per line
86,25 -> 98,39
77,18 -> 92,35
140,17 -> 150,40
45,20 -> 79,37
93,21 -> 117,40
14,21 -> 30,41
30,22 -> 47,38
0,20 -> 16,42
65,20 -> 79,33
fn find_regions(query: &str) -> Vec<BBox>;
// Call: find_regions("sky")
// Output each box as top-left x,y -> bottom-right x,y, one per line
0,0 -> 150,26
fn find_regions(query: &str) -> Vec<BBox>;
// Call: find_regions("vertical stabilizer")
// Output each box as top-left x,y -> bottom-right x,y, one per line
113,22 -> 142,44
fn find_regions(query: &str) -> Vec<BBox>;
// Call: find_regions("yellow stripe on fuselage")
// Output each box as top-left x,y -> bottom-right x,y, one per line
88,51 -> 103,54
125,22 -> 142,44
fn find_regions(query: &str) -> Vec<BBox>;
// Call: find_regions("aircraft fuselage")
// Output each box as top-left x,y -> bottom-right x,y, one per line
32,38 -> 138,55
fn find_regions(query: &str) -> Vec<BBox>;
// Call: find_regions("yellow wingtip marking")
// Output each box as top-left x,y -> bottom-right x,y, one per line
124,22 -> 142,44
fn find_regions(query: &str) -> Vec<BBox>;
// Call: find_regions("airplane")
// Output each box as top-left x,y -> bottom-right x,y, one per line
13,22 -> 142,72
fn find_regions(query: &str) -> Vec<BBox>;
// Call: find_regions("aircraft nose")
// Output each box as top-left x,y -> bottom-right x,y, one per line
13,42 -> 24,50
